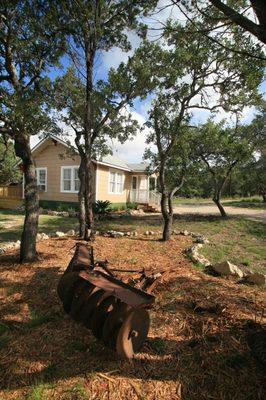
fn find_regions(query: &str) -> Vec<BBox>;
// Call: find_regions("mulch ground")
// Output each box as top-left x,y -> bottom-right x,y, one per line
0,235 -> 265,400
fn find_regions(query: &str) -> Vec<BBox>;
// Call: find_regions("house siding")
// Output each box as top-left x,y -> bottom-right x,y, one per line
96,164 -> 131,203
33,141 -> 82,202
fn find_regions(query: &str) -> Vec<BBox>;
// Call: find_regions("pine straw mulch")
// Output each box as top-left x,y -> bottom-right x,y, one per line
0,235 -> 265,400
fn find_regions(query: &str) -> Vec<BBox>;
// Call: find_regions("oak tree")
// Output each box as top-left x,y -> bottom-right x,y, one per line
0,0 -> 65,262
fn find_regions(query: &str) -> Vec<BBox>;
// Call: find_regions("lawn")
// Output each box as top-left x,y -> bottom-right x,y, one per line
0,210 -> 79,244
0,236 -> 265,400
173,196 -> 266,209
0,210 -> 265,273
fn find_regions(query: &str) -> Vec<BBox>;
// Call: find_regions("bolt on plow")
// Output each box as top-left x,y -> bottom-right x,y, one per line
57,242 -> 165,359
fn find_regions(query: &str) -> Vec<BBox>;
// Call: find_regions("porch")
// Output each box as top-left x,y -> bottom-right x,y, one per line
129,189 -> 161,207
129,174 -> 160,207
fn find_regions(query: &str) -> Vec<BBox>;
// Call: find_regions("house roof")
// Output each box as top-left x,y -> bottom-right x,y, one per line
31,135 -> 148,173
97,154 -> 132,171
127,162 -> 149,172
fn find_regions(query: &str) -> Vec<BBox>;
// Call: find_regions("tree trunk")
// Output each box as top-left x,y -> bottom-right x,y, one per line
84,155 -> 95,241
262,193 -> 266,203
77,157 -> 86,237
213,193 -> 227,218
161,192 -> 172,241
14,135 -> 39,262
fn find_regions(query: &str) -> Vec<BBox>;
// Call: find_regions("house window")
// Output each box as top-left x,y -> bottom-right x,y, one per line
36,168 -> 47,192
109,170 -> 124,194
61,166 -> 80,193
149,177 -> 156,191
74,168 -> 80,192
132,176 -> 137,190
116,173 -> 123,193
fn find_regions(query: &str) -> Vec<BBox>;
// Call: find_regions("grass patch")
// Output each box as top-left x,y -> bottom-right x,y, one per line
25,383 -> 56,400
225,198 -> 266,209
172,196 -> 264,208
65,383 -> 87,400
0,211 -> 78,244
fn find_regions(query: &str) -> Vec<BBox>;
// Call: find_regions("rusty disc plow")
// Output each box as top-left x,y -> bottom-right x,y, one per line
57,243 -> 164,359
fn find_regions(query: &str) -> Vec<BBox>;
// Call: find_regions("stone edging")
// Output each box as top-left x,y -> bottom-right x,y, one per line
183,231 -> 265,286
0,228 -> 264,286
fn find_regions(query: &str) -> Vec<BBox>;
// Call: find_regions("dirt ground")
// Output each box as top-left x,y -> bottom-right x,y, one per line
174,203 -> 266,223
0,236 -> 265,400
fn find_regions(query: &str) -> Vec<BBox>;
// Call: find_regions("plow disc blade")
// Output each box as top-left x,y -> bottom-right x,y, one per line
116,309 -> 150,359
57,243 -> 157,359
91,295 -> 117,339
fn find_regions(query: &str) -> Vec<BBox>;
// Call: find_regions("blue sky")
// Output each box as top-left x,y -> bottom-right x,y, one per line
31,1 -> 266,163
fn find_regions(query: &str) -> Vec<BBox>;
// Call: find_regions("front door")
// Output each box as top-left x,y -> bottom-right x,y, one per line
138,176 -> 148,203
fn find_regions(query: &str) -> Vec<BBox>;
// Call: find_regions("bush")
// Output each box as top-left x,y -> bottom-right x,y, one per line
93,200 -> 111,219
109,203 -> 127,211
126,202 -> 138,210
39,200 -> 79,211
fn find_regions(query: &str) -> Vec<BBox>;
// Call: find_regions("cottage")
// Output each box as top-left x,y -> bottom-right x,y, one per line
17,135 -> 160,209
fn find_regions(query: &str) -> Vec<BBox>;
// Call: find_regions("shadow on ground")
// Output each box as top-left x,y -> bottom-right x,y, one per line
0,245 -> 265,400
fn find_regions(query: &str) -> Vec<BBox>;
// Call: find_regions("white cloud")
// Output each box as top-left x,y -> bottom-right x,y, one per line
101,30 -> 141,70
107,109 -> 155,162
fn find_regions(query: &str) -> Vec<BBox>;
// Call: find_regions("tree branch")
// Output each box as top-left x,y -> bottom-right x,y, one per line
209,0 -> 266,44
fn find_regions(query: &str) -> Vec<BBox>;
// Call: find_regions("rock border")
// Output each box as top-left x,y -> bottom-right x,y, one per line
183,230 -> 265,286
0,228 -> 264,286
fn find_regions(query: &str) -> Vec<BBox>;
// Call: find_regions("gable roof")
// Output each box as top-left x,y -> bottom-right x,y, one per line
127,162 -> 149,172
31,135 -> 148,173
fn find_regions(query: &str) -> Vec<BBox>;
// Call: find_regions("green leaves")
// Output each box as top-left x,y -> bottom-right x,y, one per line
0,1 -> 67,139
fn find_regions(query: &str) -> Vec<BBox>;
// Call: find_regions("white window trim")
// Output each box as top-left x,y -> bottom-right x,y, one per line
108,169 -> 125,195
60,166 -> 80,193
36,167 -> 47,192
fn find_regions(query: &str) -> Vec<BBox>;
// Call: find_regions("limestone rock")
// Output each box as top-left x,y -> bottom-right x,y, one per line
246,273 -> 266,286
59,211 -> 69,217
66,229 -> 75,236
213,261 -> 244,278
47,210 -> 58,216
37,233 -> 49,241
113,231 -> 124,237
55,231 -> 65,238
195,255 -> 212,267
69,211 -> 78,217
196,236 -> 209,244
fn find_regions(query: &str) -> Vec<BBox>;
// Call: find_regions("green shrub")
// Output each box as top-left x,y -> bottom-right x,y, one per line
39,200 -> 79,211
57,203 -> 70,212
126,202 -> 138,210
93,200 -> 111,219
